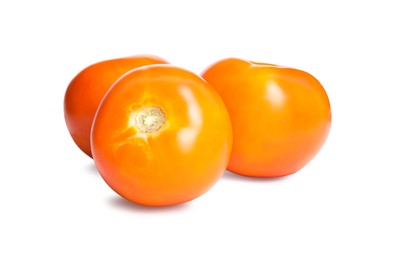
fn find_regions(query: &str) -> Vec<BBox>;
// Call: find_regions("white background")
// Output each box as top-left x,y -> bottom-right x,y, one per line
1,0 -> 395,259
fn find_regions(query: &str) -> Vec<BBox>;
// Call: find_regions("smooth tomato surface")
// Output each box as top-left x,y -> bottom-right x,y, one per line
64,55 -> 167,157
91,65 -> 232,206
202,58 -> 331,177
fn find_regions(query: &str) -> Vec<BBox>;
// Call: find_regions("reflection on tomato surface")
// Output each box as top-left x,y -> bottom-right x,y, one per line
91,65 -> 233,206
202,58 -> 331,178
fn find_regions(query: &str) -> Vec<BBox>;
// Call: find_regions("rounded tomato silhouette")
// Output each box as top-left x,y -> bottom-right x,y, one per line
202,58 -> 331,177
64,55 -> 167,157
91,65 -> 232,206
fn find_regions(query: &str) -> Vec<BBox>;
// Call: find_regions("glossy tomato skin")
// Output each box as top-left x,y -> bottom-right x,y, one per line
202,58 -> 331,177
64,55 -> 168,158
91,65 -> 232,206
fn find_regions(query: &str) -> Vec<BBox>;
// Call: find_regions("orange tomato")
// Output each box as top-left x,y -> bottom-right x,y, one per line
64,55 -> 167,157
202,58 -> 331,177
91,65 -> 232,206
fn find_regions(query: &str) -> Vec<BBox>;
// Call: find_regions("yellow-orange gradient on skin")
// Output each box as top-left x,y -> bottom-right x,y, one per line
202,58 -> 331,177
64,55 -> 168,157
91,65 -> 233,206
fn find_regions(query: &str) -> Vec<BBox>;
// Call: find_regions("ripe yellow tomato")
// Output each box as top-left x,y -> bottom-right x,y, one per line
91,65 -> 233,206
202,58 -> 331,177
64,55 -> 167,157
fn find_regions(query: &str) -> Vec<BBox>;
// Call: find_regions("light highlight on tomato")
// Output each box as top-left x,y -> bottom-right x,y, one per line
202,58 -> 331,177
91,64 -> 233,206
64,55 -> 167,157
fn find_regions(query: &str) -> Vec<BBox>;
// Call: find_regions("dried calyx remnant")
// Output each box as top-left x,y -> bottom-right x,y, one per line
135,106 -> 165,133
